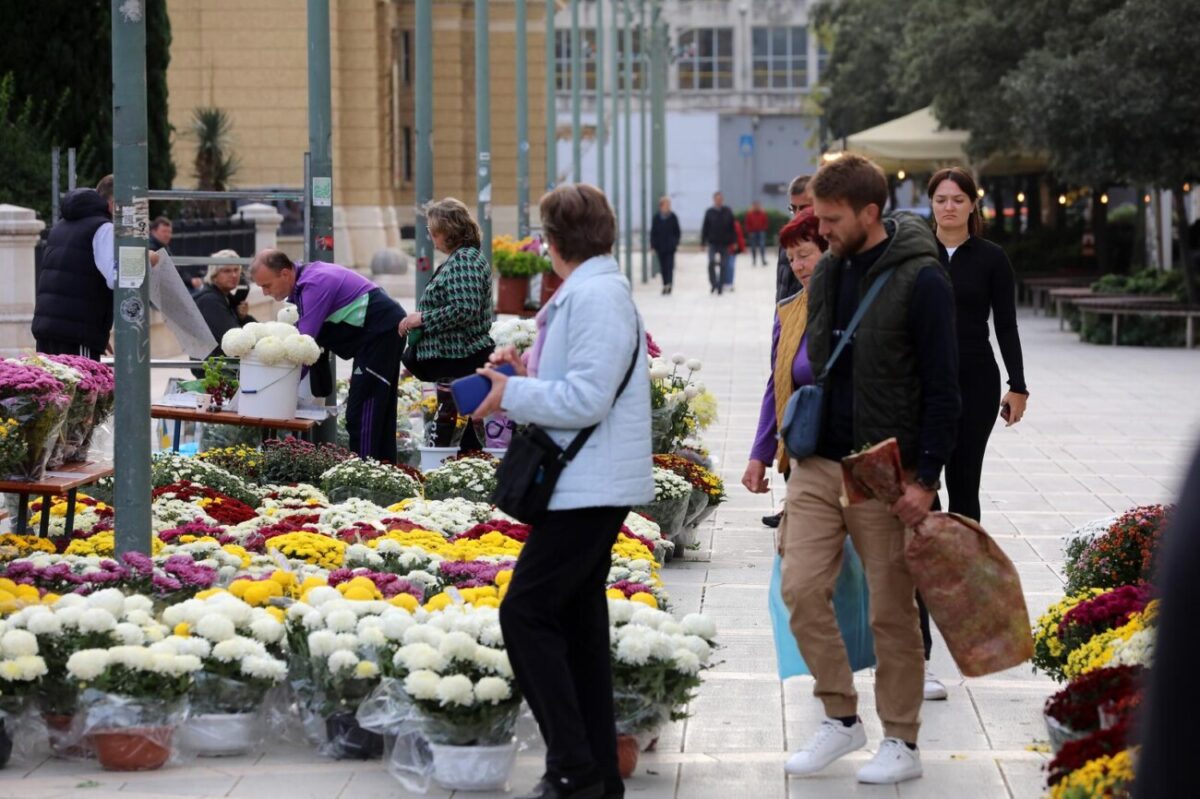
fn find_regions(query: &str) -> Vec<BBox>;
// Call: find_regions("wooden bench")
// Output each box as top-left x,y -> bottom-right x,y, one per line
1072,297 -> 1200,348
0,461 -> 115,537
1046,289 -> 1154,331
1020,275 -> 1096,315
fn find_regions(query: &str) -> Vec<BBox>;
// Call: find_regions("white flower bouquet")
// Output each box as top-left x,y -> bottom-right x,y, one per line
488,318 -> 539,354
320,458 -> 423,506
422,458 -> 498,504
221,322 -> 322,368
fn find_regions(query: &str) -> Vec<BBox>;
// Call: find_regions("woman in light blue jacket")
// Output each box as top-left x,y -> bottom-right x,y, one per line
474,183 -> 652,799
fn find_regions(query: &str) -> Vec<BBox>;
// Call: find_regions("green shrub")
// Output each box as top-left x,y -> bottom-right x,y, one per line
1079,268 -> 1188,346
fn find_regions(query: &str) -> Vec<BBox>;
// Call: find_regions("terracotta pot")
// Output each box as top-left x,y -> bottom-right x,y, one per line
616,734 -> 639,779
90,726 -> 174,771
539,270 -> 563,306
496,275 -> 530,315
43,713 -> 94,759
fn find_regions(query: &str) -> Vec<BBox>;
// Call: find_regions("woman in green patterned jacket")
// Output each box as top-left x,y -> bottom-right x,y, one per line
399,197 -> 495,450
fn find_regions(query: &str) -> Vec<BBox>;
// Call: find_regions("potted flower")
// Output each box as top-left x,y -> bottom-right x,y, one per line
384,606 -> 522,791
66,642 -> 202,771
47,355 -> 114,464
422,457 -> 498,504
632,468 -> 693,544
320,458 -> 423,506
0,627 -> 49,769
493,248 -> 544,315
259,438 -> 355,487
0,359 -> 72,480
0,418 -> 28,482
654,454 -> 726,529
1043,665 -> 1143,752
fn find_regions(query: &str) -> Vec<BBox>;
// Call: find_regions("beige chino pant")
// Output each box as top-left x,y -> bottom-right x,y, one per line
778,456 -> 924,743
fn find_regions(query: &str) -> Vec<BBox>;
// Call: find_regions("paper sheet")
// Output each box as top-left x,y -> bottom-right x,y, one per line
149,251 -> 218,359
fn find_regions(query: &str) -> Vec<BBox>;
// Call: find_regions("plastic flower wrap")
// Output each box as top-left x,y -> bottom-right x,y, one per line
0,359 -> 71,480
647,351 -> 709,454
41,354 -> 108,468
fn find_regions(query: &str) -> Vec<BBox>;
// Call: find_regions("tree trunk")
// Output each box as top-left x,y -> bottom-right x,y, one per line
1093,188 -> 1110,274
1027,175 -> 1042,231
1175,190 -> 1198,304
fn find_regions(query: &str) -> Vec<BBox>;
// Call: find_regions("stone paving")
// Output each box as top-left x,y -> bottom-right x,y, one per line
7,249 -> 1200,798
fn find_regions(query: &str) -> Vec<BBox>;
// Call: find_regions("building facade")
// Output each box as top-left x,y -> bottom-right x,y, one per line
554,0 -> 825,232
166,0 -> 550,269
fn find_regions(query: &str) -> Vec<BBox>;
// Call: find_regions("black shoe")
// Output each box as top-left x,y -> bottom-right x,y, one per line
710,285 -> 717,294
515,778 -> 605,799
762,511 -> 783,528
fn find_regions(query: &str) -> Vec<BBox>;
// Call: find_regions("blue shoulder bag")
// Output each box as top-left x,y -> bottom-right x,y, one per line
779,267 -> 896,460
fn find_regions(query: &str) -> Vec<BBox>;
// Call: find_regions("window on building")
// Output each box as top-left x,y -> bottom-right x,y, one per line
677,28 -> 733,90
752,26 -> 807,89
402,126 -> 413,183
555,29 -> 598,92
400,31 -> 412,86
615,28 -> 645,90
817,40 -> 831,83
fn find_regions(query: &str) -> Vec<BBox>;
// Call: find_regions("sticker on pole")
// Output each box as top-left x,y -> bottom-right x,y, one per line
312,177 -> 333,207
119,198 -> 150,238
118,246 -> 146,288
120,296 -> 145,324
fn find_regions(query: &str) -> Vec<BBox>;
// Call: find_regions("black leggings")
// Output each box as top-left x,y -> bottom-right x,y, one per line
657,249 -> 675,287
919,355 -> 1002,660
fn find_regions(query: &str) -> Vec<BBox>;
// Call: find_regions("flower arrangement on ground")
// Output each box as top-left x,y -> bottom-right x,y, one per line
196,444 -> 263,483
320,458 -> 422,505
260,438 -> 355,486
152,453 -> 261,508
422,457 -> 498,504
1063,504 -> 1170,593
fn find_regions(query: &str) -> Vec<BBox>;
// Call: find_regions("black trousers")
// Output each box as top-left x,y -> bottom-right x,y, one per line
656,249 -> 676,287
500,505 -> 629,793
345,329 -> 403,462
918,355 -> 1002,660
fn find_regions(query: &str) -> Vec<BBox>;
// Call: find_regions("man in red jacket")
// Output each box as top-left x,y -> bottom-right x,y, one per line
744,200 -> 770,266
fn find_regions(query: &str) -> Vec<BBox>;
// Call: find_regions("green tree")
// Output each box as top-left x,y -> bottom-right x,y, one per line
189,107 -> 240,218
811,0 -> 927,143
0,74 -> 60,221
0,0 -> 174,215
1003,0 -> 1200,300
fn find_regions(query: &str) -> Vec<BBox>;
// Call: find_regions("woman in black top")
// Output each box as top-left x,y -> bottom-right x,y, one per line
928,167 -> 1028,520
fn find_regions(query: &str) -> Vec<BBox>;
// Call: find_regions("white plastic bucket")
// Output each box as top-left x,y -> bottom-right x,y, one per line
237,356 -> 301,420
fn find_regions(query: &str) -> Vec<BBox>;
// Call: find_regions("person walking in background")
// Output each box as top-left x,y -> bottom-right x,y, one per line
700,190 -> 736,295
782,154 -> 959,785
776,175 -> 814,302
399,197 -> 495,453
914,167 -> 1030,700
745,200 -> 770,266
649,196 -> 681,295
726,215 -> 746,292
472,183 -> 652,799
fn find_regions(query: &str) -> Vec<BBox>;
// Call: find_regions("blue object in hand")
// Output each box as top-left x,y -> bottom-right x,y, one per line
451,363 -> 516,416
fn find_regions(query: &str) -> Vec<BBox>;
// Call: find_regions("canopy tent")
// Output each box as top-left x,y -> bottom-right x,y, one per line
825,106 -> 1046,177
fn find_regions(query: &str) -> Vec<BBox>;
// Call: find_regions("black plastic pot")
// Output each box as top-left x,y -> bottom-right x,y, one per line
324,712 -> 383,760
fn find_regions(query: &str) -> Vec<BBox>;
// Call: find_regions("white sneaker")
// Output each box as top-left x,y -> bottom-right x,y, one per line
857,738 -> 923,784
784,718 -> 867,776
924,667 -> 948,701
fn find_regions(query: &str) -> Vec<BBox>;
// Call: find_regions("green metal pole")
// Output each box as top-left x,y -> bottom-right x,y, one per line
476,0 -> 492,264
596,1 -> 605,192
415,0 -> 434,298
638,0 -> 648,283
307,0 -> 336,444
516,0 -> 530,237
610,0 -> 621,272
570,0 -> 581,183
650,3 -> 667,279
622,0 -> 632,279
111,0 -> 151,556
545,0 -> 556,191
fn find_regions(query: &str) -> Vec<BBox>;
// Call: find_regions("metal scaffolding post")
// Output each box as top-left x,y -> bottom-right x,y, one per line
570,0 -> 582,183
638,0 -> 649,282
414,0 -> 434,298
650,1 -> 667,279
610,0 -> 622,276
516,0 -> 530,237
475,0 -> 492,264
545,0 -> 557,191
596,1 -> 605,192
622,0 -> 632,280
110,0 -> 152,555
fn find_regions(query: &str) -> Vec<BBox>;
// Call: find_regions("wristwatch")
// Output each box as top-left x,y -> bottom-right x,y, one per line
914,475 -> 941,493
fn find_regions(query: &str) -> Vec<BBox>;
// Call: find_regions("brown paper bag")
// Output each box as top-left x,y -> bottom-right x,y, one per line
841,439 -> 1034,677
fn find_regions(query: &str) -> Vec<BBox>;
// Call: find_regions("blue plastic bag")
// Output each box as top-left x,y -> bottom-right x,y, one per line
769,538 -> 876,678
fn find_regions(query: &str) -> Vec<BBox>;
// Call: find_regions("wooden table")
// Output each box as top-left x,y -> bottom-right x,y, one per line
151,405 -> 319,452
0,461 -> 115,537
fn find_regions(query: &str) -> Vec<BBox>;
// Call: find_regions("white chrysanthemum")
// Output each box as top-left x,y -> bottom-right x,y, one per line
438,631 -> 478,661
307,630 -> 337,658
249,617 -> 285,644
241,654 -> 287,682
380,611 -> 415,641
402,625 -> 446,647
403,669 -> 440,700
359,627 -> 387,648
302,610 -> 325,631
607,600 -> 635,624
77,608 -> 117,634
354,660 -> 380,680
1,629 -> 38,658
328,649 -> 360,674
85,588 -> 126,617
615,635 -> 653,666
394,642 -> 448,673
305,587 -> 342,607
113,622 -> 145,646
124,609 -> 155,627
221,327 -> 256,358
686,358 -> 702,372
212,637 -> 255,663
287,602 -> 313,621
333,633 -> 360,652
263,321 -> 296,340
680,614 -> 717,640
680,635 -> 712,662
53,593 -> 86,610
178,636 -> 213,659
673,649 -> 701,675
630,608 -> 669,630
1,654 -> 47,681
670,352 -> 687,365
474,676 -> 512,704
284,334 -> 322,366
66,648 -> 109,680
436,674 -> 475,707
683,385 -> 699,400
478,623 -> 504,648
276,304 -> 299,325
649,364 -> 671,381
25,612 -> 62,637
324,610 -> 358,633
122,595 -> 154,615
143,624 -> 167,643
158,653 -> 202,676
194,614 -> 237,642
252,335 -> 287,366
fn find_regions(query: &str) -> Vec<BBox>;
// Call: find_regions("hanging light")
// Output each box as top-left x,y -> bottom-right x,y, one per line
897,170 -> 906,181
976,188 -> 985,198
1058,194 -> 1068,205
1016,191 -> 1026,203
1185,183 -> 1193,192
1100,193 -> 1109,204
1144,193 -> 1152,203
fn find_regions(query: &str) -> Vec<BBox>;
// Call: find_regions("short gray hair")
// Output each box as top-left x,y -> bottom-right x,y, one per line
206,249 -> 243,284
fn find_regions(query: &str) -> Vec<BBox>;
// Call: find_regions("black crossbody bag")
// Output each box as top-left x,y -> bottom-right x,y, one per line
492,339 -> 640,524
